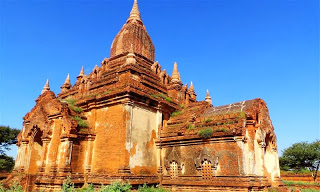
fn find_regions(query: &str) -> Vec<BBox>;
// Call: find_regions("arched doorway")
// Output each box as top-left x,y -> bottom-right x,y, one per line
28,127 -> 43,174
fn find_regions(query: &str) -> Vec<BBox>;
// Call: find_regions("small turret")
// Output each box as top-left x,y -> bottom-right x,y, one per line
171,62 -> 181,84
205,89 -> 212,105
189,81 -> 197,100
41,79 -> 50,94
65,74 -> 71,85
190,81 -> 194,92
61,74 -> 72,93
78,66 -> 85,78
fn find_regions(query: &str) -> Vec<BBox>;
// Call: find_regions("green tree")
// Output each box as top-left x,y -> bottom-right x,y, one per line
0,155 -> 15,172
0,125 -> 20,172
279,140 -> 320,183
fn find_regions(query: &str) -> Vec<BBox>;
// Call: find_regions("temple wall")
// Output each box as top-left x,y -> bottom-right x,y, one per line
264,143 -> 280,181
162,141 -> 243,177
45,119 -> 62,173
14,141 -> 26,171
70,139 -> 87,173
128,104 -> 160,175
88,105 -> 127,174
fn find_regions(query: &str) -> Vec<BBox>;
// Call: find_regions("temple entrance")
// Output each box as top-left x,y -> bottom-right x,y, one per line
28,127 -> 43,174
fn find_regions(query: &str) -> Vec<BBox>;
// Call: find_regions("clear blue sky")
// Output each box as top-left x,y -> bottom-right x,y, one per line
0,0 -> 319,159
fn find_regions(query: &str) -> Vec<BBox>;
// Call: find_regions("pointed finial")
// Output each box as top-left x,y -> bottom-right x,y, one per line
78,66 -> 84,77
190,81 -> 194,92
61,74 -> 72,92
65,74 -> 70,84
127,0 -> 142,23
41,79 -> 50,94
205,89 -> 212,104
171,62 -> 181,83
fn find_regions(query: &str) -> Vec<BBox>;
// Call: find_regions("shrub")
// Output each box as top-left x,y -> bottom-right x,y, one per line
238,112 -> 246,119
204,118 -> 212,123
78,183 -> 95,192
217,128 -> 227,132
267,187 -> 282,192
65,98 -> 77,105
164,97 -> 172,102
72,116 -> 88,128
62,98 -> 83,114
298,168 -> 311,174
62,176 -> 75,192
150,93 -> 159,99
300,189 -> 320,192
98,181 -> 131,192
150,93 -> 172,102
158,94 -> 172,102
187,124 -> 194,131
158,94 -> 166,99
283,180 -> 320,186
69,105 -> 83,114
137,184 -> 170,192
198,128 -> 213,139
170,111 -> 181,117
0,182 -> 23,192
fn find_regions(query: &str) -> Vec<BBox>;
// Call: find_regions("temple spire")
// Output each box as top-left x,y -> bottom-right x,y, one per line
171,62 -> 181,83
205,89 -> 212,104
127,0 -> 142,23
41,79 -> 50,94
64,74 -> 71,84
61,74 -> 72,92
78,66 -> 84,77
190,81 -> 194,92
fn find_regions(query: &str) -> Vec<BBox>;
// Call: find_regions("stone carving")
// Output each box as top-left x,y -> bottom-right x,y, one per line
195,147 -> 218,171
164,147 -> 182,176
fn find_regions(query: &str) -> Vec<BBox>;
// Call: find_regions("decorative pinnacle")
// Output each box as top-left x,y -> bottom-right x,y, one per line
127,0 -> 142,23
205,89 -> 212,104
171,62 -> 181,83
64,74 -> 70,84
41,79 -> 50,94
61,74 -> 71,91
78,66 -> 84,77
190,81 -> 194,92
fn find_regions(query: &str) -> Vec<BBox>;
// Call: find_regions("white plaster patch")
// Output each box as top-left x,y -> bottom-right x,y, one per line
129,105 -> 158,168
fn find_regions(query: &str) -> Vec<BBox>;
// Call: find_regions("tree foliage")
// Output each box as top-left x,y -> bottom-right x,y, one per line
0,125 -> 20,155
0,155 -> 15,172
280,140 -> 320,183
0,125 -> 20,172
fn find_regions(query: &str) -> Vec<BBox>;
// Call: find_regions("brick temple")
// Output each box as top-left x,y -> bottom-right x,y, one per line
7,0 -> 284,191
